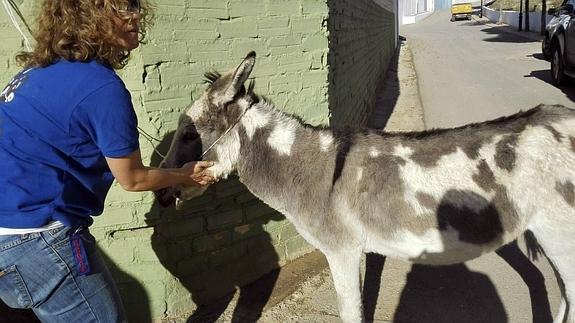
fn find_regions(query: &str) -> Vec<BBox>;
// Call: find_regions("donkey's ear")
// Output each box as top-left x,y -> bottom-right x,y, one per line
223,51 -> 256,102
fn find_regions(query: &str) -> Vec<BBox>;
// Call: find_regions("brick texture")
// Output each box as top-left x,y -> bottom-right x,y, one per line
0,0 -> 396,321
327,0 -> 397,127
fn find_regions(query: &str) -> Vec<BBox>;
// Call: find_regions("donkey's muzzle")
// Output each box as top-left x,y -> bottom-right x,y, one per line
154,187 -> 177,208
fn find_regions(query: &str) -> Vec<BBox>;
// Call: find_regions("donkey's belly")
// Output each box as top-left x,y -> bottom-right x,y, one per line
365,228 -> 503,265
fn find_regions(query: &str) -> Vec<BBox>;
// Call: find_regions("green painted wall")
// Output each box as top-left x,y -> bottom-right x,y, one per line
0,0 -> 396,321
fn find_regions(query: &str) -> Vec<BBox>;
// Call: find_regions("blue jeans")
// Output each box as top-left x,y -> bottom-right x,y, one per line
0,226 -> 126,322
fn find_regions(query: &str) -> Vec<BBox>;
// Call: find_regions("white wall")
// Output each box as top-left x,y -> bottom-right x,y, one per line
400,0 -> 435,24
483,6 -> 553,32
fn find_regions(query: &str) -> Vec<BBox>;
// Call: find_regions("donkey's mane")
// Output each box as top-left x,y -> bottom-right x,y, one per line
203,71 -> 221,85
203,71 -> 546,141
260,96 -> 545,141
394,107 -> 542,139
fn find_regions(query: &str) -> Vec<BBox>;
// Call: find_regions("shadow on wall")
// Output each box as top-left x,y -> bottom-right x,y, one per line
326,0 -> 397,127
0,247 -> 150,323
367,41 -> 402,130
103,251 -> 152,322
145,132 -> 282,322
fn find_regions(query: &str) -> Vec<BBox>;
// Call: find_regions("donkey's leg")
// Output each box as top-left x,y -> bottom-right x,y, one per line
325,250 -> 363,323
530,220 -> 575,323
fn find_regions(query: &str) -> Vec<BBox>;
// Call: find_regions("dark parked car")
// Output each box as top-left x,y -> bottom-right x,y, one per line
542,1 -> 575,84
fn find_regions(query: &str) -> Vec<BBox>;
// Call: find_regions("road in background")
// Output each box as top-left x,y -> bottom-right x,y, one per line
402,10 -> 575,128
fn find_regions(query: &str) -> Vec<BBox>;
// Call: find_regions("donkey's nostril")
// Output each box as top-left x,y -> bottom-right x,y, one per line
154,188 -> 175,208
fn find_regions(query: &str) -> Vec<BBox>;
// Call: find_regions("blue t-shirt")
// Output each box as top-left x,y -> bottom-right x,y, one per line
0,60 -> 139,228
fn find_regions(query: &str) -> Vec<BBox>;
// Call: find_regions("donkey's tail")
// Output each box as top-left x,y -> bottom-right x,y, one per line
524,230 -> 545,261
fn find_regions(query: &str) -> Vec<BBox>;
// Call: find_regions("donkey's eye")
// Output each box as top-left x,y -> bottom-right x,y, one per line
182,130 -> 198,142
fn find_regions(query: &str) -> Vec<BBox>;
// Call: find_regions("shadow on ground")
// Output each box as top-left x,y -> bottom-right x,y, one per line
144,132 -> 282,323
0,302 -> 39,323
496,241 -> 553,323
529,53 -> 548,61
480,27 -> 541,43
458,19 -> 485,27
393,263 -> 508,323
457,18 -> 542,43
363,253 -> 387,321
526,69 -> 575,103
361,241 -> 553,323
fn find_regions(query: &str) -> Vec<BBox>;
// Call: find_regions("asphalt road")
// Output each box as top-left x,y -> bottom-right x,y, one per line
402,9 -> 575,128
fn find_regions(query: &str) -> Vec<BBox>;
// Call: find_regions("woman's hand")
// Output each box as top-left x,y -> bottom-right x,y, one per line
181,161 -> 217,186
106,150 -> 218,192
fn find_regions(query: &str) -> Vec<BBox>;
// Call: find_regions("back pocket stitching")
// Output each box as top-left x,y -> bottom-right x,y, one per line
0,234 -> 35,252
0,265 -> 33,308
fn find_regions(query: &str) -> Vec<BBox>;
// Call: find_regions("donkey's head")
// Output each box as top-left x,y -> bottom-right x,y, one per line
154,51 -> 257,207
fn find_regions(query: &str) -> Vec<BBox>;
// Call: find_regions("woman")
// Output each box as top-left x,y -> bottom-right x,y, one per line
0,0 -> 213,321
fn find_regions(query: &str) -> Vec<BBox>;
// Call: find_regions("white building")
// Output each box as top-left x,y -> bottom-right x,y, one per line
400,0 -> 436,24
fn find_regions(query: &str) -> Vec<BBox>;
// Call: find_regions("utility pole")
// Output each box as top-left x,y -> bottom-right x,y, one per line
480,0 -> 484,17
519,0 -> 523,31
525,0 -> 530,31
541,0 -> 547,35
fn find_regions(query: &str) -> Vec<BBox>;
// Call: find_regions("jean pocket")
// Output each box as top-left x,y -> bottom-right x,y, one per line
47,225 -> 71,242
0,265 -> 32,309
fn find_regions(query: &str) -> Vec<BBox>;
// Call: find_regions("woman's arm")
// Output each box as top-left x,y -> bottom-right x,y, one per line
106,149 -> 215,192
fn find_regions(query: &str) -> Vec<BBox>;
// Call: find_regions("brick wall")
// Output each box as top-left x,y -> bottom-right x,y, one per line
328,0 -> 397,127
0,0 -> 396,321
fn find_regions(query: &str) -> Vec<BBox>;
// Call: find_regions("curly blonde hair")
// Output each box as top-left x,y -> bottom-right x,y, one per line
16,0 -> 153,69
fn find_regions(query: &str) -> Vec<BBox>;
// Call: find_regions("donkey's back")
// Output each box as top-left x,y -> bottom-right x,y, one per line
327,105 -> 575,265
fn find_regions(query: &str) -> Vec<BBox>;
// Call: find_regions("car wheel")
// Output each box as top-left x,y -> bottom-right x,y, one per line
551,42 -> 566,85
542,39 -> 551,60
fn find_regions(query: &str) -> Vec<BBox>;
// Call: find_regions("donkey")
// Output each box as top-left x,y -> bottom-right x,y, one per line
155,52 -> 575,323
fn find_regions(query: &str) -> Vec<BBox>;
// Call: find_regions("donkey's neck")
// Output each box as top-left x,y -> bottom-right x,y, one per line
232,102 -> 337,215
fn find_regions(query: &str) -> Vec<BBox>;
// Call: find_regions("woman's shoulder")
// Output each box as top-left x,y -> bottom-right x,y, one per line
33,59 -> 119,84
25,60 -> 127,106
49,60 -> 125,92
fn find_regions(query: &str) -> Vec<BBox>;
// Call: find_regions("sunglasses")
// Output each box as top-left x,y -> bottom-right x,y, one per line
119,0 -> 140,13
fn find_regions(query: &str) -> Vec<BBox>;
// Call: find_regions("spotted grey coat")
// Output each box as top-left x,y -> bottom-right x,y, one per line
156,52 -> 575,323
